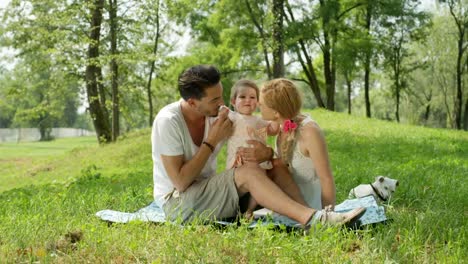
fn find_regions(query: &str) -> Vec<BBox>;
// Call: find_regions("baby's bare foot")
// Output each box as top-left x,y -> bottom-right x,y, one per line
244,210 -> 254,221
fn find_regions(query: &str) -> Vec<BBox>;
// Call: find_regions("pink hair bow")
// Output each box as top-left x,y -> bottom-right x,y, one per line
282,119 -> 297,133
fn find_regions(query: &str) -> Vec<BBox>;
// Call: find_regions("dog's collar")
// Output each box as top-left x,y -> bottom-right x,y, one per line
370,183 -> 387,201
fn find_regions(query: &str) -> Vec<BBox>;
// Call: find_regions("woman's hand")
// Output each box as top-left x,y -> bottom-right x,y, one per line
237,140 -> 273,164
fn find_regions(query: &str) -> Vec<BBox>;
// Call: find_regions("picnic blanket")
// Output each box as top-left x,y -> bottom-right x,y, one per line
96,195 -> 387,227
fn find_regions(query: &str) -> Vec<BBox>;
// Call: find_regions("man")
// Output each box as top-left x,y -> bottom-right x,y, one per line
152,64 -> 365,226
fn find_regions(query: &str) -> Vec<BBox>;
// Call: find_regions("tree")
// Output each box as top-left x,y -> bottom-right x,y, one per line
145,0 -> 161,126
244,0 -> 273,79
109,0 -> 120,140
272,0 -> 285,77
284,2 -> 326,108
335,32 -> 362,114
86,0 -> 112,143
446,0 -> 467,129
165,0 -> 272,83
380,0 -> 431,122
0,0 -> 81,139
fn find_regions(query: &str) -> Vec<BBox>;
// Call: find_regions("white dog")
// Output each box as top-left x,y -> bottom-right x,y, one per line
348,176 -> 399,202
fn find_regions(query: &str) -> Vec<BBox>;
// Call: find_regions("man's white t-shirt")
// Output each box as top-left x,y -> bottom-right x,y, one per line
151,100 -> 222,207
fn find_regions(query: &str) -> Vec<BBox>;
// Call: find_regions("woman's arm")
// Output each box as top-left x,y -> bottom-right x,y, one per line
300,123 -> 336,208
267,121 -> 280,136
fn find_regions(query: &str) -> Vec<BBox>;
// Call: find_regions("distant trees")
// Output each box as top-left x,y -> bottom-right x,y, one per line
379,0 -> 431,122
0,0 -> 177,143
445,0 -> 467,129
0,0 -> 466,138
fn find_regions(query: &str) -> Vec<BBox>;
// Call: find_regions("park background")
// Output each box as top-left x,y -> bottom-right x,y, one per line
0,0 -> 467,263
0,0 -> 467,142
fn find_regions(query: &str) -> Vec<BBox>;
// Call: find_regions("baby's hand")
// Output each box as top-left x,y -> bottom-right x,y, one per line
218,105 -> 235,121
218,105 -> 230,114
208,107 -> 233,145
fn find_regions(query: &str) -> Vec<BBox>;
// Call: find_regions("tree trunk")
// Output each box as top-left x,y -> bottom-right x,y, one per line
320,0 -> 335,110
395,83 -> 400,123
109,0 -> 119,141
284,3 -> 325,107
295,46 -> 326,108
453,34 -> 463,129
465,54 -> 468,130
38,114 -> 53,141
424,104 -> 431,125
423,91 -> 432,125
448,0 -> 466,130
393,49 -> 401,123
146,0 -> 160,126
364,3 -> 372,118
345,72 -> 352,114
272,0 -> 284,78
464,97 -> 468,130
85,0 -> 111,143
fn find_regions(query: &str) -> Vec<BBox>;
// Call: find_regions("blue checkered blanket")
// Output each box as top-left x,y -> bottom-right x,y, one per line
96,195 -> 387,227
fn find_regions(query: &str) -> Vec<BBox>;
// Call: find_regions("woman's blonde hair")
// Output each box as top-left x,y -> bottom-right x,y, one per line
261,78 -> 302,166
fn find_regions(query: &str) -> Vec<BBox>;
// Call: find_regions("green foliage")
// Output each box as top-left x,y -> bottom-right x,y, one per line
0,0 -> 82,134
0,0 -> 466,137
0,110 -> 466,262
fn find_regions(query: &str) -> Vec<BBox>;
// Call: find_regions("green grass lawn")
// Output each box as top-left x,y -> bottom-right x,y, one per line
0,110 -> 466,263
0,136 -> 98,193
0,136 -> 98,159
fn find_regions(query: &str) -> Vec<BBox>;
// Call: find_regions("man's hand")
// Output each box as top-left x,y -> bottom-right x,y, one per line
237,140 -> 273,164
206,106 -> 233,145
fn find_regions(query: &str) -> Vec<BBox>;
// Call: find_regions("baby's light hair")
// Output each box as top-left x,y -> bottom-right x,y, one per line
230,79 -> 260,102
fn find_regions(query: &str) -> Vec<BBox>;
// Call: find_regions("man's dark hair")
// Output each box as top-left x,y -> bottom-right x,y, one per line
178,65 -> 221,100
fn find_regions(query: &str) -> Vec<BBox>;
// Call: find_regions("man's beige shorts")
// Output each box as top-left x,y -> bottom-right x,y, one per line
162,168 -> 239,223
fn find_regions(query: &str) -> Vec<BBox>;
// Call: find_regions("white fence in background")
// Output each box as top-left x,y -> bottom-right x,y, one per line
0,128 -> 96,143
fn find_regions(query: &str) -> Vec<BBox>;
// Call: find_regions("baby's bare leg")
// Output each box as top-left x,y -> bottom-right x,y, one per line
244,196 -> 258,219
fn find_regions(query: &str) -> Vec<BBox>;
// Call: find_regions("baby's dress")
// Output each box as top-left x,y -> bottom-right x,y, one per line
226,112 -> 273,170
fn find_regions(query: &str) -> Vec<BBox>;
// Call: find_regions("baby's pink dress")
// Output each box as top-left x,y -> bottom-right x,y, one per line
226,112 -> 272,170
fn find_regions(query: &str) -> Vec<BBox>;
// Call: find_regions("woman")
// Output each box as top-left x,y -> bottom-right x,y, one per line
241,78 -> 336,210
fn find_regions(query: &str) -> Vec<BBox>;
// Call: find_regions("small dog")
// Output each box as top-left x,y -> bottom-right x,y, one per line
348,176 -> 399,202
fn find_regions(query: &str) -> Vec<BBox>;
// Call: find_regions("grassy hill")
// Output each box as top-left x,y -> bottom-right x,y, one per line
0,109 -> 466,263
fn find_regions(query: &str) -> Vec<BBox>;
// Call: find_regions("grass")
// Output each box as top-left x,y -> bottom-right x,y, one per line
0,136 -> 98,159
0,136 -> 98,193
0,109 -> 467,263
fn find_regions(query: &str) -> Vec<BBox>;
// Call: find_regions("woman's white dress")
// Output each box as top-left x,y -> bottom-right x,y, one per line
277,116 -> 322,210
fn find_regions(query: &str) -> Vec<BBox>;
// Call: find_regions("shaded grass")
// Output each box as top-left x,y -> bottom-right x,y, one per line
0,109 -> 466,263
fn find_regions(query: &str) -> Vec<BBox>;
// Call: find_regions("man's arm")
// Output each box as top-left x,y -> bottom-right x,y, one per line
160,144 -> 214,192
161,108 -> 232,192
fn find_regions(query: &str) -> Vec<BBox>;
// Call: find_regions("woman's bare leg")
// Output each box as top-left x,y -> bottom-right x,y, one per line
234,163 -> 314,225
267,159 -> 308,206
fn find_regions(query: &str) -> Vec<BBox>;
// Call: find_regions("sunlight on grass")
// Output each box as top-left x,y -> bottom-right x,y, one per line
0,111 -> 466,262
0,136 -> 98,192
0,136 -> 98,159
